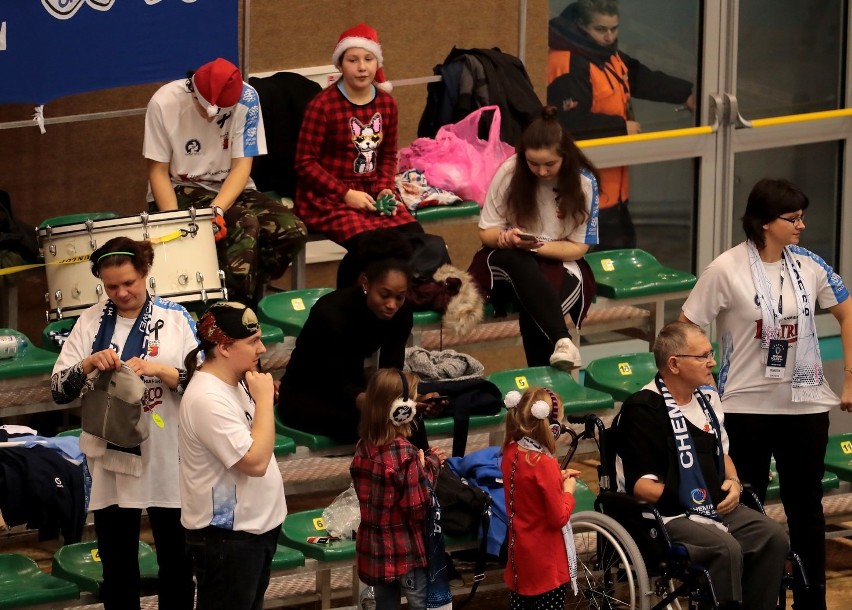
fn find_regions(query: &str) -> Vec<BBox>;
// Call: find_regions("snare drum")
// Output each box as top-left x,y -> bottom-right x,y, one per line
38,208 -> 225,320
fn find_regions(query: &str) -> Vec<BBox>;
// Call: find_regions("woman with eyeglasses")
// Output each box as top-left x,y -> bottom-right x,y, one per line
680,177 -> 852,610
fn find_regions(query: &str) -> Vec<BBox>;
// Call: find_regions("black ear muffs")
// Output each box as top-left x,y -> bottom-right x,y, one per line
390,370 -> 417,426
545,388 -> 569,440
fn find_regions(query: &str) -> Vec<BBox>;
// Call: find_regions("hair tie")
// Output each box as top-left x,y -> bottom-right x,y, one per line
504,391 -> 522,409
531,400 -> 551,420
97,251 -> 134,263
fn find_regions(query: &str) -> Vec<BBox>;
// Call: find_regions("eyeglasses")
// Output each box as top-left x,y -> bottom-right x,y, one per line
776,215 -> 805,226
675,350 -> 715,361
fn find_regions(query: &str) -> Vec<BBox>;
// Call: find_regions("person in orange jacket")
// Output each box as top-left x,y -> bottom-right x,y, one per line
547,0 -> 695,251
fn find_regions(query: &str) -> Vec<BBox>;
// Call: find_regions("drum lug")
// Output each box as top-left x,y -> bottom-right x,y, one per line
85,219 -> 96,250
140,211 -> 149,240
149,276 -> 157,294
188,206 -> 197,223
219,270 -> 228,300
96,284 -> 103,298
196,271 -> 206,301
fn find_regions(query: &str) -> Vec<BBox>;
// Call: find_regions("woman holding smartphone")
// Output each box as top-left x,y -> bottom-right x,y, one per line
469,106 -> 600,370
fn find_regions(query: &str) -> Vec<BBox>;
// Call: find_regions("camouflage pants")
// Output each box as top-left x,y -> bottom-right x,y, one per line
172,186 -> 307,304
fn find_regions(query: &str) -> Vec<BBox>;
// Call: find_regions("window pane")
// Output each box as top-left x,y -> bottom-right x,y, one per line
733,143 -> 841,267
547,0 -> 700,135
737,0 -> 844,118
630,159 -> 697,273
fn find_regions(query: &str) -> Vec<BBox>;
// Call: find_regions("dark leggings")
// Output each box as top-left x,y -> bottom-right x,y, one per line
488,248 -> 583,367
93,505 -> 194,610
336,222 -> 425,289
725,411 -> 829,610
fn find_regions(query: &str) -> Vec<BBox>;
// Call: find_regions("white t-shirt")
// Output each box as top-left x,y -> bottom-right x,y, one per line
52,298 -> 198,510
143,79 -> 267,199
683,242 -> 848,415
179,371 -> 287,535
479,155 -> 599,278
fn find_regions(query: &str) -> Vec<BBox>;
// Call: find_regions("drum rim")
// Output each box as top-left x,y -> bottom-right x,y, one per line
37,207 -> 214,236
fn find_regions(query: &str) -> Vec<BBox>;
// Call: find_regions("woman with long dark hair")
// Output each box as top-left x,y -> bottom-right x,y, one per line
470,105 -> 600,370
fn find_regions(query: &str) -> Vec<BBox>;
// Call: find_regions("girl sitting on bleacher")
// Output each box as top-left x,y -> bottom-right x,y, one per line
350,369 -> 445,610
469,106 -> 600,371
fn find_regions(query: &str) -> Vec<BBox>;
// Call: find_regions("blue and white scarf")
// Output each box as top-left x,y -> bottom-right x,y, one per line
747,241 -> 823,401
655,375 -> 726,530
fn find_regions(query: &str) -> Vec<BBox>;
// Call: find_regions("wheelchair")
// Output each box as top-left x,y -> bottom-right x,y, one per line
562,413 -> 808,610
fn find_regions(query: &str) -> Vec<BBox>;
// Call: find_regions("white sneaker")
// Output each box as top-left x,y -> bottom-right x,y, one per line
550,338 -> 581,370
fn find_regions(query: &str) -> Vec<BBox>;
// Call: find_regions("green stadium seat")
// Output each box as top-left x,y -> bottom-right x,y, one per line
823,433 -> 852,482
411,200 -> 480,223
274,433 -> 297,456
584,352 -> 657,403
583,249 -> 696,300
0,553 -> 79,608
50,541 -> 157,597
41,318 -> 78,353
0,332 -> 58,381
270,542 -> 305,571
274,413 -> 347,453
280,509 -> 356,562
765,458 -> 839,501
573,479 -> 596,513
487,366 -> 614,414
257,288 -> 333,337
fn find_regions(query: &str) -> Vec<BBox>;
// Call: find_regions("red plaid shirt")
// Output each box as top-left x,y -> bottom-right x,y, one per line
350,436 -> 440,584
294,84 -> 415,242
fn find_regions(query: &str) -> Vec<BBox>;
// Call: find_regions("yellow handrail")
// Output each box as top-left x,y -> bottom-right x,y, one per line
576,125 -> 714,149
749,108 -> 852,128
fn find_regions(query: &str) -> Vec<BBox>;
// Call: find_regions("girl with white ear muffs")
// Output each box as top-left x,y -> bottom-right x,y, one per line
350,369 -> 446,610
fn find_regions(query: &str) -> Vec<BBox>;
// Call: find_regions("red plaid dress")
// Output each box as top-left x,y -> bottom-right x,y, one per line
294,84 -> 415,242
350,436 -> 440,584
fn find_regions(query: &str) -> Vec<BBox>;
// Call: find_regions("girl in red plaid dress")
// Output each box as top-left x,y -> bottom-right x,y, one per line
295,24 -> 425,288
350,369 -> 445,610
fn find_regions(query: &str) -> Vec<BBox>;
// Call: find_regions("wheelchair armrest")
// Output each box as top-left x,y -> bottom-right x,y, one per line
739,486 -> 766,515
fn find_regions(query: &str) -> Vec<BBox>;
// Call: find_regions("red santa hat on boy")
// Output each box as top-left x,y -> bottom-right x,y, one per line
192,58 -> 244,118
331,23 -> 393,93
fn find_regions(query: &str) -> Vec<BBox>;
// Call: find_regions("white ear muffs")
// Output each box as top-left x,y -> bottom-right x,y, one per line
390,370 -> 417,426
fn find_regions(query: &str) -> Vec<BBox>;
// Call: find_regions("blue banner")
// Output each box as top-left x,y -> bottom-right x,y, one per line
0,1 -> 239,104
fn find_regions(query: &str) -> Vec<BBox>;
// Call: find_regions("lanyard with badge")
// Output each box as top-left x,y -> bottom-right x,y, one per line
765,262 -> 789,379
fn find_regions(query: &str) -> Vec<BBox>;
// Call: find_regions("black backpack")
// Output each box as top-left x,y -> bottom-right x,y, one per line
434,466 -> 492,607
0,190 -> 39,265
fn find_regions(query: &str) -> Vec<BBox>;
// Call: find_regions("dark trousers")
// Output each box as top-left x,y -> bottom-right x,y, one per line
336,222 -> 425,289
725,412 -> 829,610
93,505 -> 194,610
594,201 -> 637,251
488,248 -> 582,367
185,525 -> 281,610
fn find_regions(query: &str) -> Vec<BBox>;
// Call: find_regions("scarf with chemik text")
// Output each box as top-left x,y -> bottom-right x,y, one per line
655,374 -> 726,529
747,241 -> 823,401
513,437 -> 578,594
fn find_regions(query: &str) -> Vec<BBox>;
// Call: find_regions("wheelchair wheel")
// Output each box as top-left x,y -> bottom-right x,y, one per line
568,511 -> 652,610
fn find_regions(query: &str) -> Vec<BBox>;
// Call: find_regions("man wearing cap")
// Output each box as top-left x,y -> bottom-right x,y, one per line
179,301 -> 286,610
144,58 -> 307,306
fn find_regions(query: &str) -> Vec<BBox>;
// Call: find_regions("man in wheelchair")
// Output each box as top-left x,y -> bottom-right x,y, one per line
614,321 -> 789,609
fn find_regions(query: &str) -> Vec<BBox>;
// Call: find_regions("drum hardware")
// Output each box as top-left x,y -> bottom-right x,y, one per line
43,225 -> 57,257
140,212 -> 150,240
149,277 -> 157,294
85,219 -> 96,250
197,271 -> 206,301
96,285 -> 103,297
178,274 -> 189,286
72,286 -> 81,298
218,270 -> 228,300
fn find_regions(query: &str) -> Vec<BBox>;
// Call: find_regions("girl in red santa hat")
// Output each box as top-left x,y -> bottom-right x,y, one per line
295,23 -> 426,289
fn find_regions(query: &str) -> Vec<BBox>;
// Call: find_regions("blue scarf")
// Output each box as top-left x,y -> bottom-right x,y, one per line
655,374 -> 724,524
91,293 -> 153,359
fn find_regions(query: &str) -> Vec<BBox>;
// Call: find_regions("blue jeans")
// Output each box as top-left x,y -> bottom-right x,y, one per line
185,525 -> 280,610
373,567 -> 428,610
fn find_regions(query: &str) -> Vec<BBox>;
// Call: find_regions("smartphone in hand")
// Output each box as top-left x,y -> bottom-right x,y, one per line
517,233 -> 538,242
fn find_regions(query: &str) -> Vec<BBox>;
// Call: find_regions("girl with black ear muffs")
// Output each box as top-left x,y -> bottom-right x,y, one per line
350,369 -> 446,610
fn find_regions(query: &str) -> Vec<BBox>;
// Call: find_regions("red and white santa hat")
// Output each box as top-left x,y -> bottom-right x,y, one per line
331,23 -> 392,92
192,58 -> 244,118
